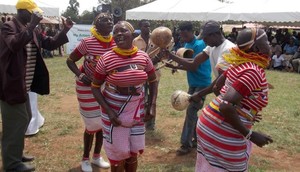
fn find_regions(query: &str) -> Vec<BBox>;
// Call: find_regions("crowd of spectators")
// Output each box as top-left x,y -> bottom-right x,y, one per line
172,26 -> 300,74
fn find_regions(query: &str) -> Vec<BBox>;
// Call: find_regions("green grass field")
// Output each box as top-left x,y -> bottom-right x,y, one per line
1,57 -> 300,172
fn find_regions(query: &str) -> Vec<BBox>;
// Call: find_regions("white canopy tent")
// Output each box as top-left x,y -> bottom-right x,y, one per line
126,0 -> 300,25
208,0 -> 300,23
0,4 -> 59,17
126,0 -> 227,21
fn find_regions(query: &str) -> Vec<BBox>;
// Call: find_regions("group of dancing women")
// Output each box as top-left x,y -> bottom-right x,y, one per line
67,12 -> 273,172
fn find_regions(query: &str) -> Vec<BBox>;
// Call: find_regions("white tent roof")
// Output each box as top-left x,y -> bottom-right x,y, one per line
205,0 -> 300,23
126,0 -> 300,24
0,0 -> 59,17
126,0 -> 227,21
0,4 -> 59,17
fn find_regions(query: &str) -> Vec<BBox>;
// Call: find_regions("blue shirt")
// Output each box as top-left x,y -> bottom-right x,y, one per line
185,37 -> 211,87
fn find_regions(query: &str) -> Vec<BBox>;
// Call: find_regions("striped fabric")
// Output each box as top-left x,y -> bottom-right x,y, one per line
101,89 -> 145,163
196,62 -> 268,171
93,50 -> 153,163
220,62 -> 268,111
94,50 -> 154,87
195,141 -> 252,172
73,36 -> 115,132
25,42 -> 37,92
75,36 -> 115,79
76,79 -> 103,132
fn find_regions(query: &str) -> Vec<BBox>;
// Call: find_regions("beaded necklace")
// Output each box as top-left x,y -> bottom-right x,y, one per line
113,46 -> 138,56
224,47 -> 270,68
90,26 -> 112,43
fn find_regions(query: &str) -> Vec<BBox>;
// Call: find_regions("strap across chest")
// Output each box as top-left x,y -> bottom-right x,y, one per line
109,64 -> 145,75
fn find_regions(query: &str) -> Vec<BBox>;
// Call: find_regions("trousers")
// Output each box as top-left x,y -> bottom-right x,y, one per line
1,94 -> 32,170
180,86 -> 206,147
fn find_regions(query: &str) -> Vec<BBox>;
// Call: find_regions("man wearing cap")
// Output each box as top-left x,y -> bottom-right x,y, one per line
165,20 -> 236,100
0,0 -> 73,171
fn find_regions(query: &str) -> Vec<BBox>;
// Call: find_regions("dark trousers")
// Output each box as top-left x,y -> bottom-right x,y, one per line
0,94 -> 32,170
180,86 -> 206,148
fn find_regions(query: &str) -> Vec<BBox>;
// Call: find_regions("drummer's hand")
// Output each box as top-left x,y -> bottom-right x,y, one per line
171,68 -> 177,74
108,111 -> 121,127
165,61 -> 176,69
189,92 -> 203,103
160,48 -> 172,59
250,131 -> 273,147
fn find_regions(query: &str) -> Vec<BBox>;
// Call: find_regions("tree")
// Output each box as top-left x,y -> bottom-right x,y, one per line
62,0 -> 80,23
80,10 -> 95,24
68,0 -> 80,15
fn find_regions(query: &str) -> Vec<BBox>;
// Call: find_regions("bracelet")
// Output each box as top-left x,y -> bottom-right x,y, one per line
148,78 -> 157,83
78,73 -> 85,80
91,82 -> 101,88
245,130 -> 252,140
67,57 -> 74,62
220,99 -> 236,107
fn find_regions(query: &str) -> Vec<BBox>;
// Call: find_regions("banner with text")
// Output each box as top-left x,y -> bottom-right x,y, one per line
66,24 -> 92,55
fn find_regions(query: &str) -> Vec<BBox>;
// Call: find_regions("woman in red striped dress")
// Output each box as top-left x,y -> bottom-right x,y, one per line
191,28 -> 273,171
91,21 -> 158,172
66,13 -> 114,172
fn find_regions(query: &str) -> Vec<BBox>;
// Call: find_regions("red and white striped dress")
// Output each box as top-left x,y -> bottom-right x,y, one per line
196,62 -> 268,172
73,36 -> 115,133
94,50 -> 155,164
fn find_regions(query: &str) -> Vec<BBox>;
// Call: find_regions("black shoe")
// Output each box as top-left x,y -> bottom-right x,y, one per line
176,146 -> 191,156
6,163 -> 35,172
192,140 -> 197,148
22,155 -> 35,162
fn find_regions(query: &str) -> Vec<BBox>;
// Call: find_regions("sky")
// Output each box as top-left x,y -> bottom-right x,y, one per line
0,0 -> 100,15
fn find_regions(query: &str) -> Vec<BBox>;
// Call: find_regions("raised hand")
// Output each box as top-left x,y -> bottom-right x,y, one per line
159,48 -> 172,59
61,16 -> 74,34
28,11 -> 43,29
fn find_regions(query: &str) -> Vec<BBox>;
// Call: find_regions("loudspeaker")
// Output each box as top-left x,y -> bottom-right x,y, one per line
102,4 -> 112,13
113,7 -> 122,17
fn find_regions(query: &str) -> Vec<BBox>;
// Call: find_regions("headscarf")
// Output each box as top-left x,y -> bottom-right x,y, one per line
93,12 -> 112,25
224,28 -> 271,68
237,28 -> 271,55
90,12 -> 113,43
114,21 -> 134,33
112,21 -> 138,56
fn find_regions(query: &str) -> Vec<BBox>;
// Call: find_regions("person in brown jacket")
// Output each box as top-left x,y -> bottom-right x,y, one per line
0,0 -> 73,171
